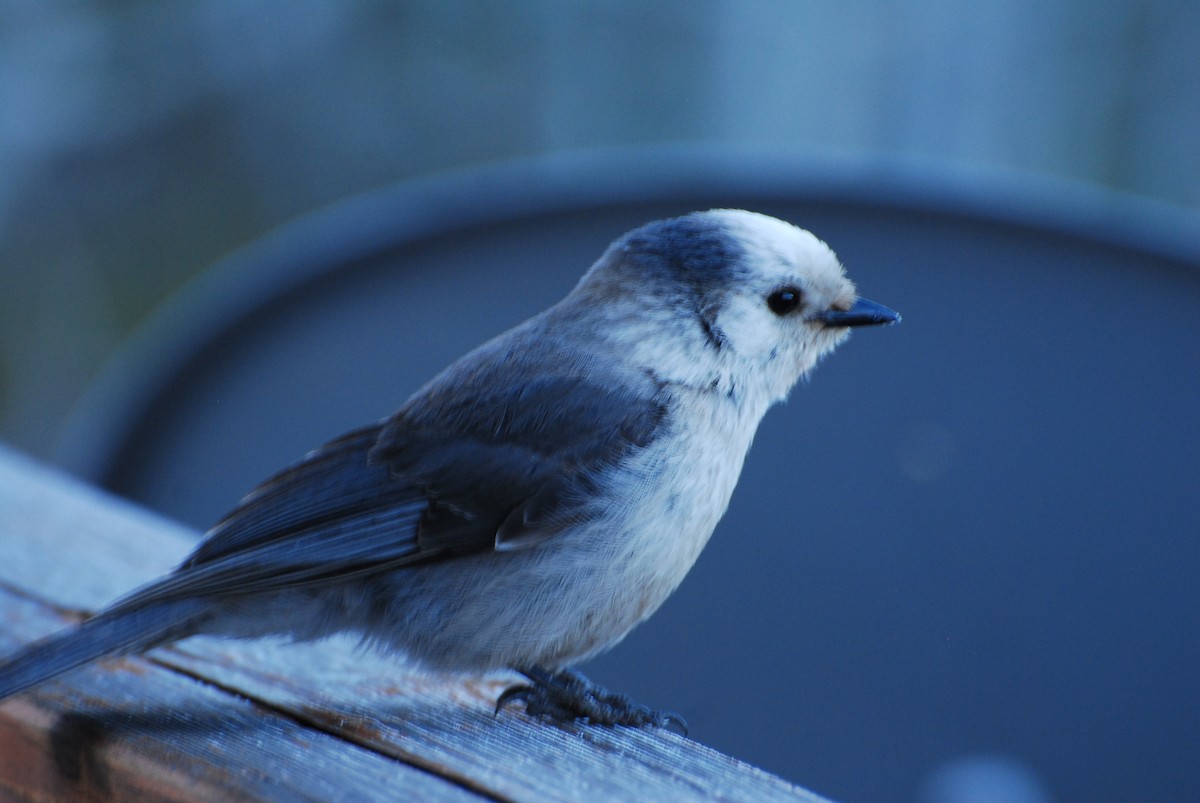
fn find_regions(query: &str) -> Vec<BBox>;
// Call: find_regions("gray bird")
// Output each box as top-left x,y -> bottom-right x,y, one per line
0,209 -> 899,728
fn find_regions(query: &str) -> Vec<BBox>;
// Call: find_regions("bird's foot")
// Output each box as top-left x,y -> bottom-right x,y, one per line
496,666 -> 687,734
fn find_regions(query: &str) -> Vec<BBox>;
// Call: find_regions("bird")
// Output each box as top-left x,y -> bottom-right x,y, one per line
0,209 -> 899,728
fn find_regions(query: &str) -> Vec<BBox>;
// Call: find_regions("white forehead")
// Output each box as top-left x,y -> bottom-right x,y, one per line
706,208 -> 845,287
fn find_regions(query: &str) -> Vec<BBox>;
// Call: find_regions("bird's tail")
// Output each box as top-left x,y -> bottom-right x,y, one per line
0,597 -> 209,701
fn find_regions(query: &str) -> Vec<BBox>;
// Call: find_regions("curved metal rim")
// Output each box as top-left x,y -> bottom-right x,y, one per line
53,144 -> 1200,483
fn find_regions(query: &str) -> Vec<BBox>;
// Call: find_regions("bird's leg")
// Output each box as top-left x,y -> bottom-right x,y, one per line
495,665 -> 687,734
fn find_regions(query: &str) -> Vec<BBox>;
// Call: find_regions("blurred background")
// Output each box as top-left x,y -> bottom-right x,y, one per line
2,3 -> 1198,802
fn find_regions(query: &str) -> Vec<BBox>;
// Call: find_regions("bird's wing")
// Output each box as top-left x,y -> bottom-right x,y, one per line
373,372 -> 669,553
114,371 -> 668,608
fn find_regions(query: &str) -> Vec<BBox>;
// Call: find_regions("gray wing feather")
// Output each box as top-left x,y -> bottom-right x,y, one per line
374,369 -> 669,551
129,355 -> 668,605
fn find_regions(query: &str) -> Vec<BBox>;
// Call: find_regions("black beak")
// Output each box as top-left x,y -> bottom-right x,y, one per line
816,297 -> 901,328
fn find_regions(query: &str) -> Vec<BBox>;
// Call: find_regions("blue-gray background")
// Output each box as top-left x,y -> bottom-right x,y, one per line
2,4 -> 1198,802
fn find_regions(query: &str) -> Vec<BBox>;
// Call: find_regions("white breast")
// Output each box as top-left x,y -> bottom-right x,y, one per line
555,385 -> 764,662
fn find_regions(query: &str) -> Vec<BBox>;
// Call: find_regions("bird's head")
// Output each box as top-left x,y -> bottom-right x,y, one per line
568,209 -> 899,409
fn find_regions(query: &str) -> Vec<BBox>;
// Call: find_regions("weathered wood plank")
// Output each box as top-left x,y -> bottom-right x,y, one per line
0,446 -> 828,801
0,591 -> 479,802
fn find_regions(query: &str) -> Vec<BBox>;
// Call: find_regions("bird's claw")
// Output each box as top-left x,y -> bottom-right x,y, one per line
495,666 -> 687,735
494,684 -> 536,715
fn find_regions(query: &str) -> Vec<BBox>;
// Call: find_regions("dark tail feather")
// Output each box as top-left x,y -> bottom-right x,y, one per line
0,597 -> 208,700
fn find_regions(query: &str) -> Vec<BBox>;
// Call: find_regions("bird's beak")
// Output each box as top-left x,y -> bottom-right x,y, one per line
816,297 -> 901,328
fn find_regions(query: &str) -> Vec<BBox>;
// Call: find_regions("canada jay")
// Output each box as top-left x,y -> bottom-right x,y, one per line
0,209 -> 899,728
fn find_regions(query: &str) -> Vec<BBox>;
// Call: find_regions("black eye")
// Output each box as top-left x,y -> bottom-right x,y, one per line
767,287 -> 803,315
